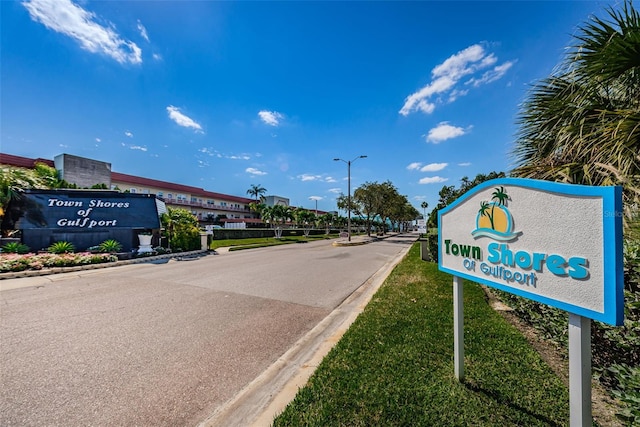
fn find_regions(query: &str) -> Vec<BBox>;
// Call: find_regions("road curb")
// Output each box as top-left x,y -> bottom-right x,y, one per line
199,236 -> 413,427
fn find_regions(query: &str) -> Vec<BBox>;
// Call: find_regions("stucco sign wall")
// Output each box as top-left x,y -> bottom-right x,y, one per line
438,178 -> 624,326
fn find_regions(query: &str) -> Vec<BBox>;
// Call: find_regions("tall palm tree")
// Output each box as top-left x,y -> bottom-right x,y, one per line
512,0 -> 640,230
420,201 -> 429,220
246,184 -> 267,202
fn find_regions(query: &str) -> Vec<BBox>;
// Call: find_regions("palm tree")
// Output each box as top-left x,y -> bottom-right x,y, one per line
269,204 -> 292,238
478,201 -> 492,229
420,201 -> 429,220
0,163 -> 71,234
295,209 -> 317,237
489,186 -> 508,229
246,184 -> 267,202
512,0 -> 640,230
260,205 -> 275,227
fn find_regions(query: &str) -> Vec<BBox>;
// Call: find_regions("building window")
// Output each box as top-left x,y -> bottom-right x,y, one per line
167,193 -> 173,199
130,188 -> 136,193
157,192 -> 163,197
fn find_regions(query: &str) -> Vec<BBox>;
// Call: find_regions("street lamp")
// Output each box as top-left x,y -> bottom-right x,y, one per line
309,197 -> 318,216
334,155 -> 367,242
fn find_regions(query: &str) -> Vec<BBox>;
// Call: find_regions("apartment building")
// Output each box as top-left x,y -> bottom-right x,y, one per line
0,153 -> 261,225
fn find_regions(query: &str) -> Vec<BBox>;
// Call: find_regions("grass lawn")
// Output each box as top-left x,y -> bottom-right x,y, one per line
273,243 -> 571,426
209,234 -> 338,251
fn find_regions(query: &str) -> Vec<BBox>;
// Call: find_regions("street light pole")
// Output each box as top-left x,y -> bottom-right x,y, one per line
334,155 -> 367,242
309,197 -> 317,216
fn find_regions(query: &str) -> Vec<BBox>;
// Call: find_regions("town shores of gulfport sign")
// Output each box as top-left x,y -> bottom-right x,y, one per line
438,177 -> 624,326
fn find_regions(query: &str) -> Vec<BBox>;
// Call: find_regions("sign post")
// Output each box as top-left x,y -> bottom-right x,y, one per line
437,178 -> 624,426
569,314 -> 592,426
453,276 -> 464,381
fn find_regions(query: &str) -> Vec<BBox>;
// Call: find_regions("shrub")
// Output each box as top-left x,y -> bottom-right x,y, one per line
153,246 -> 171,255
162,207 -> 201,252
0,254 -> 33,271
496,237 -> 640,423
98,239 -> 122,253
426,232 -> 438,262
1,242 -> 30,254
0,252 -> 117,272
171,228 -> 200,252
48,241 -> 75,254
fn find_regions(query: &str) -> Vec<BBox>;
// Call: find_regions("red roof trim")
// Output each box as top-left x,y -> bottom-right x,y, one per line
1,153 -> 255,204
0,153 -> 54,168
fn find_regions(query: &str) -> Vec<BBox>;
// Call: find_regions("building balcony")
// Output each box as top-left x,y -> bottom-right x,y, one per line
163,198 -> 251,212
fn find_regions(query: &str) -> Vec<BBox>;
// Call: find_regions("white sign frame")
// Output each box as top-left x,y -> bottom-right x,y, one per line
438,177 -> 624,326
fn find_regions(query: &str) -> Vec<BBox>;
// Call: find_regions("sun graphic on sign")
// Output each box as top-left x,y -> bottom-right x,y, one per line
471,186 -> 521,241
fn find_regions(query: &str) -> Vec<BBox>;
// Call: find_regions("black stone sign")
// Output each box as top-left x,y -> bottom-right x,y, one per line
2,189 -> 163,252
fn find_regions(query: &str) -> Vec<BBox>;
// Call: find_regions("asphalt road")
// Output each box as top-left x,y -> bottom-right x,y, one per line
0,233 -> 417,426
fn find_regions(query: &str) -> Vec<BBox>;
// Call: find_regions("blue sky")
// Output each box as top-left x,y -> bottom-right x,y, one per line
1,0 -> 615,213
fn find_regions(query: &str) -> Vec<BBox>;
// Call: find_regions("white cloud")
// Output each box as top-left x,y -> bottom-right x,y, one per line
309,196 -> 323,201
426,122 -> 470,143
419,176 -> 448,184
152,53 -> 162,61
95,137 -> 101,142
399,43 -> 513,116
458,162 -> 472,167
246,167 -> 267,176
23,0 -> 142,65
166,105 -> 203,133
258,110 -> 284,126
467,60 -> 515,87
431,44 -> 485,79
129,145 -> 147,152
420,162 -> 448,172
407,162 -> 422,171
137,20 -> 149,42
328,188 -> 342,194
199,147 -> 251,160
124,131 -> 133,138
299,174 -> 320,182
447,88 -> 468,103
197,160 -> 209,168
298,174 -> 336,183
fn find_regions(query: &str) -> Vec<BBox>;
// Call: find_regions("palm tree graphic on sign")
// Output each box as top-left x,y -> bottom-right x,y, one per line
472,186 -> 521,241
